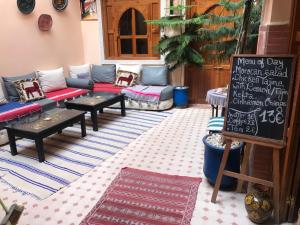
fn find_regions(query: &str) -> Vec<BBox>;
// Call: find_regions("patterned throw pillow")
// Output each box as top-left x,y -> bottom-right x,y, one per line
115,70 -> 138,87
13,78 -> 45,102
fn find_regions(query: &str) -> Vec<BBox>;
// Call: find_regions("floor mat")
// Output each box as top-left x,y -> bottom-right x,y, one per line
0,109 -> 173,199
80,167 -> 201,225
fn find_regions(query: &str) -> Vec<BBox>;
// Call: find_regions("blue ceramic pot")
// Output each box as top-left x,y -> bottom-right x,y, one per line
202,134 -> 243,189
174,86 -> 189,108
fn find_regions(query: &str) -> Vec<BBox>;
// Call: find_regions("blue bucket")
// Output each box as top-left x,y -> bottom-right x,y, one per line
174,86 -> 189,108
202,134 -> 243,189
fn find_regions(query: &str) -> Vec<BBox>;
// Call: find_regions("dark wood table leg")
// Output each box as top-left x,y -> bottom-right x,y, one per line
81,115 -> 87,137
35,138 -> 45,162
121,95 -> 126,116
7,129 -> 17,156
91,109 -> 98,131
221,107 -> 225,117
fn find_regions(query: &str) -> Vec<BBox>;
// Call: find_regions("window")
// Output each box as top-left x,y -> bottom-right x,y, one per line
101,0 -> 160,59
119,8 -> 148,56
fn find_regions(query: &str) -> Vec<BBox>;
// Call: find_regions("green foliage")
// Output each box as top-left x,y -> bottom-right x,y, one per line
201,0 -> 263,61
155,22 -> 205,70
146,0 -> 263,70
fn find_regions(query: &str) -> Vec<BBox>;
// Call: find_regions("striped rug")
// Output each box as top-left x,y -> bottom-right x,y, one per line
0,109 -> 173,200
80,167 -> 201,225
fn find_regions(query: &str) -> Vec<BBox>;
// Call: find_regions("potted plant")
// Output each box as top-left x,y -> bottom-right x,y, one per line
202,133 -> 243,189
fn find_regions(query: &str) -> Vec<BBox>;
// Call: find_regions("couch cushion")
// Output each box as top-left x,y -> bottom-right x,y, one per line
2,72 -> 36,102
37,67 -> 67,93
69,64 -> 91,79
117,64 -> 142,75
0,81 -> 8,105
45,87 -> 89,101
160,85 -> 174,101
207,117 -> 224,132
141,66 -> 168,86
115,70 -> 138,87
0,102 -> 41,122
91,64 -> 116,83
77,72 -> 90,79
34,98 -> 57,111
13,78 -> 45,102
93,83 -> 124,94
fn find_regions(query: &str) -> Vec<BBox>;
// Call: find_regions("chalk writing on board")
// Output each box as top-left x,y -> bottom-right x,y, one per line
226,56 -> 293,140
227,108 -> 260,135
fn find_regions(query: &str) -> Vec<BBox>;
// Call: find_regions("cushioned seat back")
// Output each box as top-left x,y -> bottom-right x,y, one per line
207,117 -> 224,132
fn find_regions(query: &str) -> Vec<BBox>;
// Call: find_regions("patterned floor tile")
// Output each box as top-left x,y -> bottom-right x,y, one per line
0,106 -> 293,225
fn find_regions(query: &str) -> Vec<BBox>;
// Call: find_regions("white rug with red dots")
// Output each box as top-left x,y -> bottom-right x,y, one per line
0,106 -> 292,225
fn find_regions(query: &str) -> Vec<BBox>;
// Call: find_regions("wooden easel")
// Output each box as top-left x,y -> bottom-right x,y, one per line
211,136 -> 284,224
212,54 -> 296,225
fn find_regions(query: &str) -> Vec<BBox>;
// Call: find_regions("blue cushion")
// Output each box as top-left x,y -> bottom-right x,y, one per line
91,64 -> 116,83
2,72 -> 36,101
141,66 -> 168,86
77,72 -> 90,79
207,117 -> 224,131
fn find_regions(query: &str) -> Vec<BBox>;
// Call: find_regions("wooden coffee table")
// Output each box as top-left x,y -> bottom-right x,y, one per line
5,109 -> 86,162
65,93 -> 126,131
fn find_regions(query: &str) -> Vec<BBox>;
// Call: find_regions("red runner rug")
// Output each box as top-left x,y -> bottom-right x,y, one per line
80,167 -> 202,225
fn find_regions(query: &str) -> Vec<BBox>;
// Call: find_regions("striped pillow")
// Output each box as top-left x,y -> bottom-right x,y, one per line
207,117 -> 224,132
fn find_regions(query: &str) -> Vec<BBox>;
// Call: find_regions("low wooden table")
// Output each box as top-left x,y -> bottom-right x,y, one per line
5,109 -> 86,162
65,93 -> 126,131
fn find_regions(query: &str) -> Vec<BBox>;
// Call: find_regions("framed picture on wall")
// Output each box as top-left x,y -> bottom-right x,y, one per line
80,0 -> 98,21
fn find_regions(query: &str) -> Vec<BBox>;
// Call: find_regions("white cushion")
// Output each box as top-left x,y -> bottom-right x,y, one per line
116,64 -> 141,75
69,64 -> 91,78
0,81 -> 8,105
37,67 -> 67,93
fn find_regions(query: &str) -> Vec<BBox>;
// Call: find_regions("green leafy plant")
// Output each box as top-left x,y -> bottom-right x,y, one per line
199,0 -> 263,61
147,0 -> 263,70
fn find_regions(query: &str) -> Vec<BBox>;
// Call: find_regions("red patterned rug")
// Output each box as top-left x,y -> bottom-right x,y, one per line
80,167 -> 202,225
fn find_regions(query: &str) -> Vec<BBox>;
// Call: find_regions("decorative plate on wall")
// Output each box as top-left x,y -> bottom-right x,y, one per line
38,14 -> 53,31
52,0 -> 68,11
17,0 -> 35,14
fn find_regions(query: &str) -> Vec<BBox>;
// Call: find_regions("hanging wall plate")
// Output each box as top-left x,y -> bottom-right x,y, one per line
38,14 -> 53,31
17,0 -> 35,14
52,0 -> 68,11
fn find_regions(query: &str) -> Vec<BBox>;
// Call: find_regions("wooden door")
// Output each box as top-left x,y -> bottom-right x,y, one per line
185,64 -> 230,103
184,0 -> 233,103
281,0 -> 300,221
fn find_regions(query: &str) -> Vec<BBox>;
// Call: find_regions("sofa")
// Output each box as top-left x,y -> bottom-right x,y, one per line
0,68 -> 92,144
69,64 -> 174,111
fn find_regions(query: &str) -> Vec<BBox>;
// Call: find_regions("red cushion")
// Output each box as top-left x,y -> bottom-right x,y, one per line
0,103 -> 41,122
93,83 -> 124,94
45,88 -> 88,101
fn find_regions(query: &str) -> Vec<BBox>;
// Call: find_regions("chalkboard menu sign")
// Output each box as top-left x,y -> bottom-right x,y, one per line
224,55 -> 295,145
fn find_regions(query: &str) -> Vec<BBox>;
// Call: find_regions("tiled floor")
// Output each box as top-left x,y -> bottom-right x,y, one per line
0,106 -> 292,225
